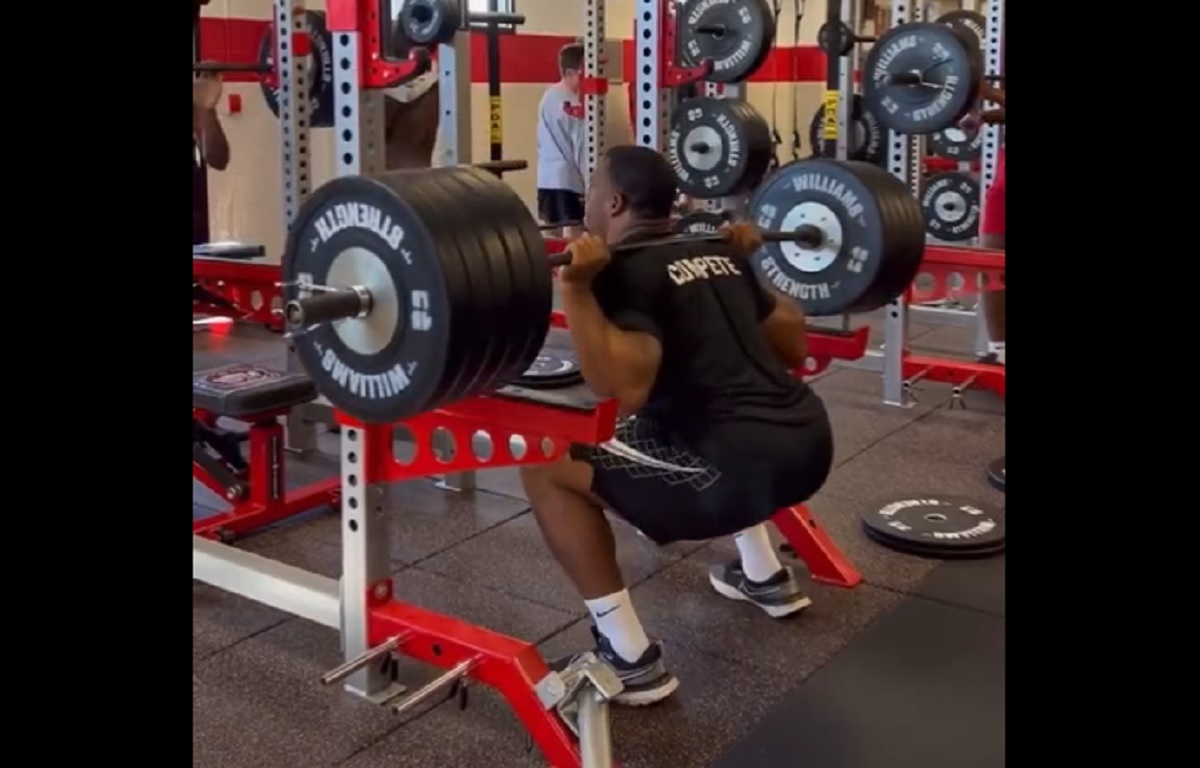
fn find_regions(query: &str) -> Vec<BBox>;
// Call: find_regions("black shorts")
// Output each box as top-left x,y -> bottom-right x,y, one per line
537,189 -> 584,226
573,416 -> 834,545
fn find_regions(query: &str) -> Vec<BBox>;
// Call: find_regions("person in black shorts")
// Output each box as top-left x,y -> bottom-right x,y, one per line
520,145 -> 834,705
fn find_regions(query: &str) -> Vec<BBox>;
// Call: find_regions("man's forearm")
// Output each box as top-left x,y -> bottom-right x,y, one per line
194,107 -> 230,170
560,283 -> 620,397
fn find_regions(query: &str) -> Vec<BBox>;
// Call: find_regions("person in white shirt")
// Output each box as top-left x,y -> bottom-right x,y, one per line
535,44 -> 587,238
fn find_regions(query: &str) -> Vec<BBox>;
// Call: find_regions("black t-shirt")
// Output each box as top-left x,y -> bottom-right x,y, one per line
591,234 -> 824,441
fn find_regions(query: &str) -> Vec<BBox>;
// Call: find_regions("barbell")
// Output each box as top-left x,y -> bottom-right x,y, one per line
285,227 -> 830,327
280,160 -> 925,424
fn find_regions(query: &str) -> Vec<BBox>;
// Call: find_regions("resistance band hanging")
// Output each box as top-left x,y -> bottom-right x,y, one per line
486,0 -> 503,161
821,0 -> 842,158
767,0 -> 783,172
789,0 -> 806,159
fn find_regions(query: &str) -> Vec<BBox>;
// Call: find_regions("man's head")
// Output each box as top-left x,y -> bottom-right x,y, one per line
558,43 -> 584,94
584,146 -> 678,240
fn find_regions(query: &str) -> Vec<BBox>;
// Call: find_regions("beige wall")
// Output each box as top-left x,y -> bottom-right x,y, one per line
200,1 -> 829,259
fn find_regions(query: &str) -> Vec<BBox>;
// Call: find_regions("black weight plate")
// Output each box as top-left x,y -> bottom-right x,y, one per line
929,122 -> 982,161
411,169 -> 514,403
817,21 -> 855,57
986,456 -> 1005,492
862,23 -> 980,135
511,349 -> 583,389
441,167 -> 551,392
936,9 -> 986,52
861,496 -> 1005,554
400,0 -> 463,46
678,0 -> 776,84
808,94 -> 885,164
862,524 -> 1005,560
749,159 -> 926,316
675,210 -> 729,235
667,98 -> 772,198
259,10 -> 334,128
282,174 -> 453,424
921,171 -> 980,242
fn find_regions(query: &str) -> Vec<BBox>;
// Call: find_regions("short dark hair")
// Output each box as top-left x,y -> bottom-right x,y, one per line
559,43 -> 584,73
603,146 -> 678,220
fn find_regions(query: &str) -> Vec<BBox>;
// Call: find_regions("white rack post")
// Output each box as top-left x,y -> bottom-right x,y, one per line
635,0 -> 667,152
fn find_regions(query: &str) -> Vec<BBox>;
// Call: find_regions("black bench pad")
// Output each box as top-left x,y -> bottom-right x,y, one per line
193,364 -> 317,418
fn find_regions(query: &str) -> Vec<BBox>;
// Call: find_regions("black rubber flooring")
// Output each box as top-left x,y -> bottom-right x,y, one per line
193,313 -> 1004,768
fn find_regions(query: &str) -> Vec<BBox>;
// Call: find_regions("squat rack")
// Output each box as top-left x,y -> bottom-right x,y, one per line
196,2 -> 621,766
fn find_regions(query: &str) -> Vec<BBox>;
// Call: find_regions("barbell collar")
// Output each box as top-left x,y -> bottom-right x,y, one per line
285,287 -> 372,328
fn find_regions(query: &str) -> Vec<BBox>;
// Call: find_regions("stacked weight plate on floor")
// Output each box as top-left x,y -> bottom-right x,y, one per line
748,159 -> 927,316
509,348 -> 583,389
921,171 -> 981,241
986,456 -> 1005,492
808,94 -> 885,164
667,98 -> 774,198
281,166 -> 552,424
861,496 -> 1005,558
677,0 -> 776,84
258,10 -> 334,128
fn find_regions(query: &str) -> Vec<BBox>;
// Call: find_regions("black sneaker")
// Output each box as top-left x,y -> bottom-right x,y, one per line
552,627 -> 679,707
708,560 -> 812,618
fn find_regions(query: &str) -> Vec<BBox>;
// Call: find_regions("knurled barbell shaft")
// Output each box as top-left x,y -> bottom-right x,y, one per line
547,225 -> 825,268
194,62 -> 274,74
289,226 -> 827,327
285,288 -> 371,328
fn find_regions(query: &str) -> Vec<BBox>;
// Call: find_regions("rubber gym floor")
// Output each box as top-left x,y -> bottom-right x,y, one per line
193,313 -> 1005,768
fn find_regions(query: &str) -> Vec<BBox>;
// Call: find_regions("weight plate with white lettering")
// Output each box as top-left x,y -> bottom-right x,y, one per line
935,9 -> 986,54
748,159 -> 926,316
282,166 -> 551,424
921,171 -> 980,242
928,122 -> 982,161
862,23 -> 981,135
861,496 -> 1005,557
675,210 -> 730,235
808,94 -> 885,164
667,98 -> 773,198
678,0 -> 776,84
986,456 -> 1005,492
259,10 -> 334,128
511,349 -> 583,389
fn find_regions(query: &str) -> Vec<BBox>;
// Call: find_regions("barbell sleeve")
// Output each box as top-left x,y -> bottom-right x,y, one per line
285,288 -> 372,328
468,12 -> 526,25
546,225 -> 826,268
194,62 -> 274,74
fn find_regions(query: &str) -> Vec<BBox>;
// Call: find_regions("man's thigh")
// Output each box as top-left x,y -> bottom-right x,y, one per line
571,419 -> 765,545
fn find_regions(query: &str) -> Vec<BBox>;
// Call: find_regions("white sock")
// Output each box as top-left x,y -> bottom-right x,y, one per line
584,590 -> 650,662
735,525 -> 784,583
988,341 -> 1006,364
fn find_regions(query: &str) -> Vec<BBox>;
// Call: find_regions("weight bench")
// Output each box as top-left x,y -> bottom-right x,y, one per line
192,363 -> 339,541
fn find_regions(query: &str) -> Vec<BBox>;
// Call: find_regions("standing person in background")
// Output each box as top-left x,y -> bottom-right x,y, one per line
193,66 -> 230,245
536,43 -> 587,238
194,0 -> 228,244
977,81 -> 1005,365
384,23 -> 442,170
